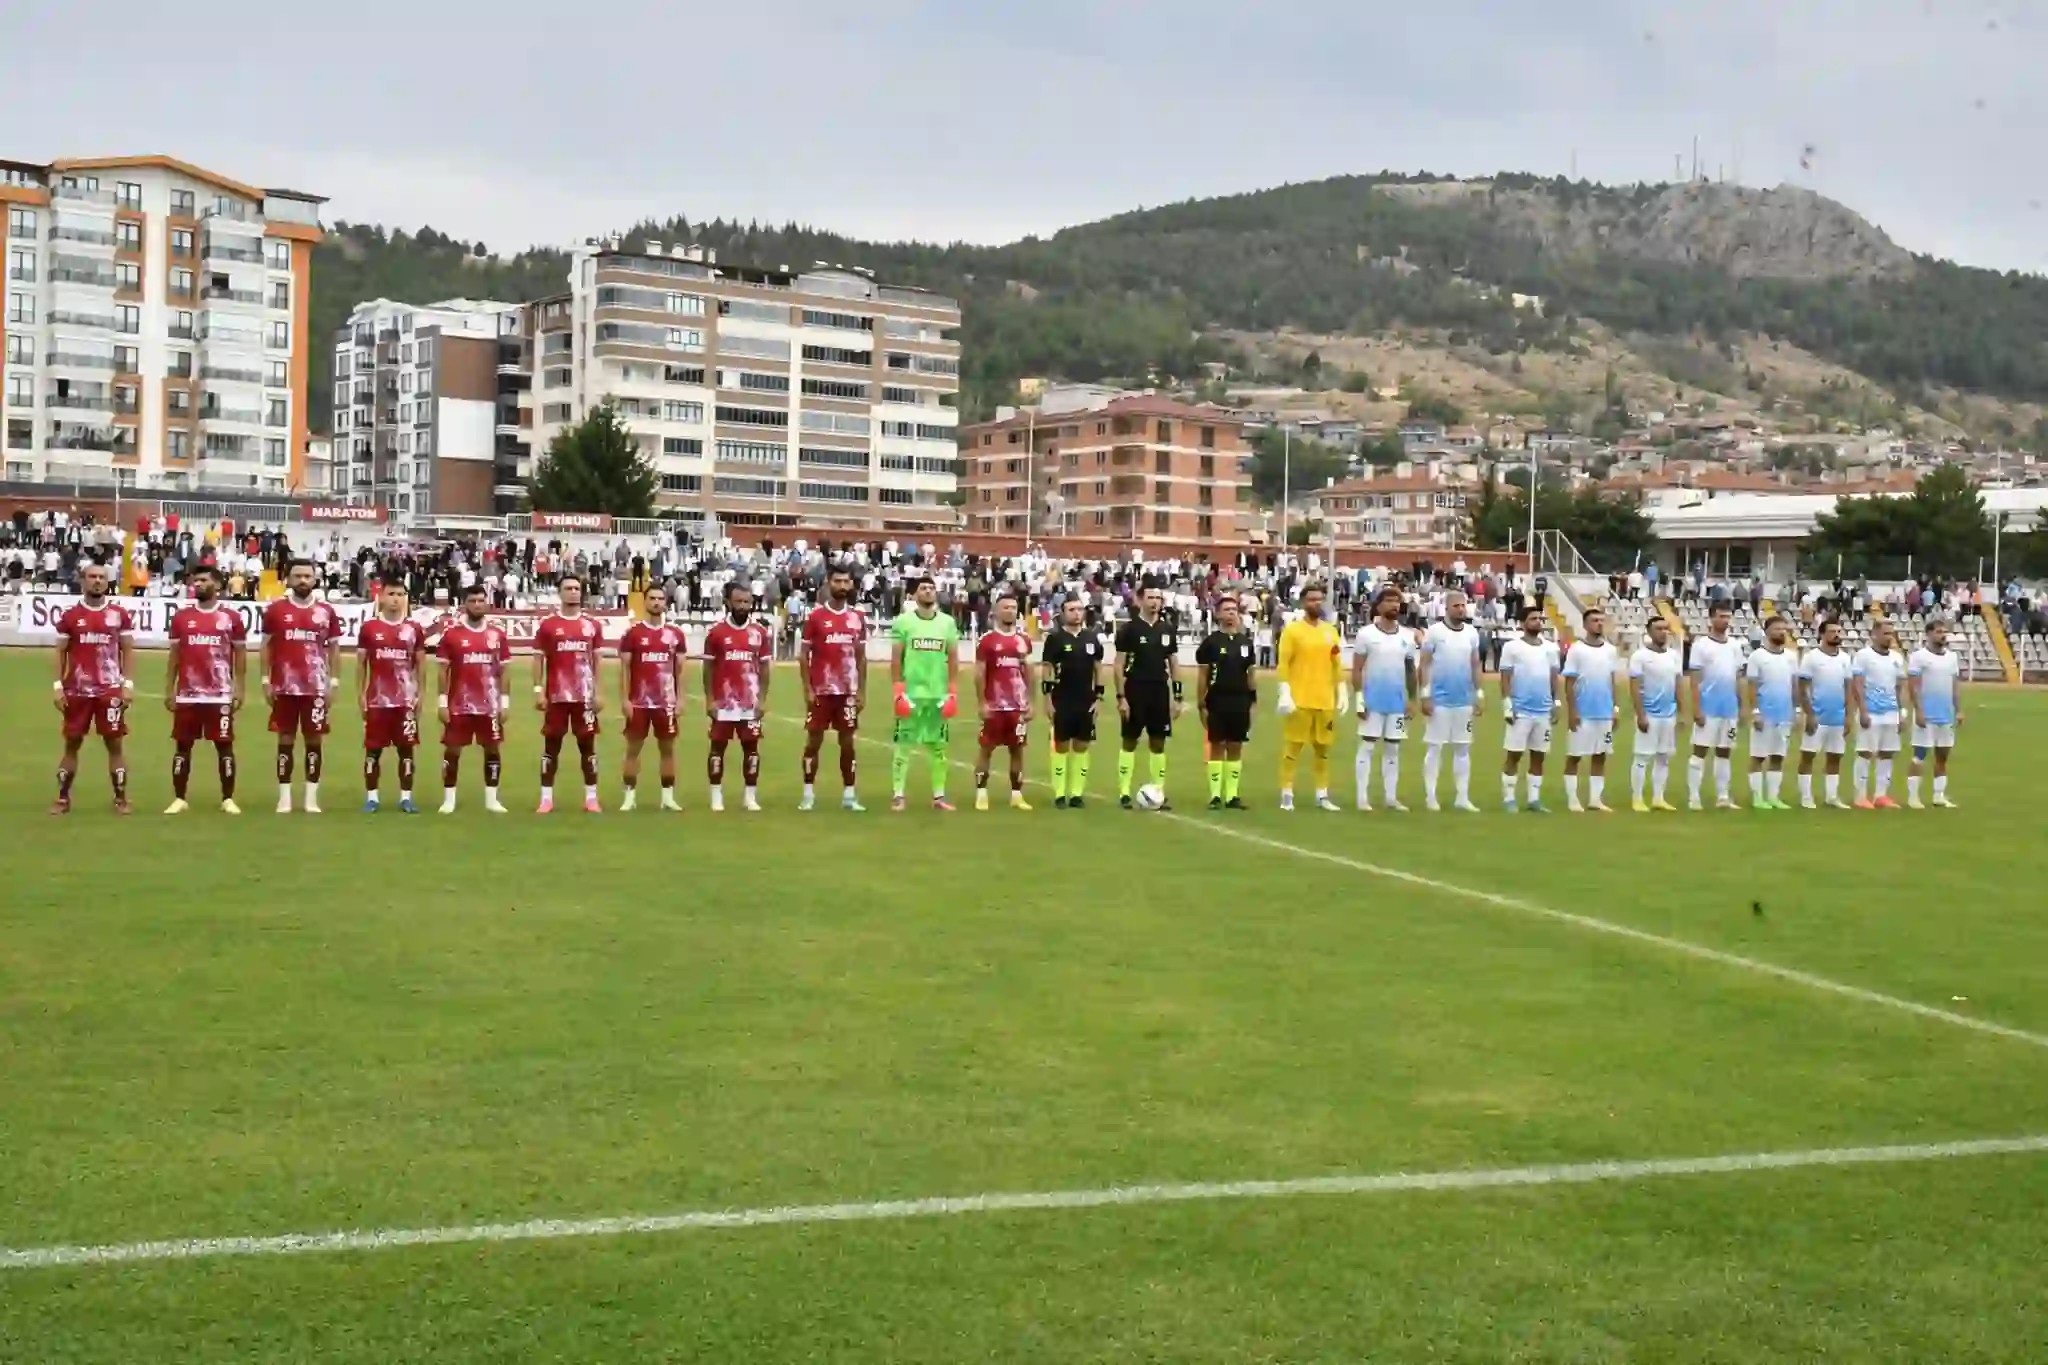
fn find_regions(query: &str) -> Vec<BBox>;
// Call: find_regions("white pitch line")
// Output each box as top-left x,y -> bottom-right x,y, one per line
7,1134 -> 2045,1272
791,721 -> 2048,1053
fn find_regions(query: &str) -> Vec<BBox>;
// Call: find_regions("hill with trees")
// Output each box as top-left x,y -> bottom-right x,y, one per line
309,174 -> 2048,437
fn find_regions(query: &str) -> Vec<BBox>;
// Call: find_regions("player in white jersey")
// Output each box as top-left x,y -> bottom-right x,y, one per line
1685,602 -> 1747,809
1906,619 -> 1963,809
1742,615 -> 1800,810
1350,588 -> 1417,811
1628,614 -> 1683,811
1796,617 -> 1855,809
1849,618 -> 1905,809
1560,608 -> 1621,812
1497,605 -> 1561,812
1417,591 -> 1483,812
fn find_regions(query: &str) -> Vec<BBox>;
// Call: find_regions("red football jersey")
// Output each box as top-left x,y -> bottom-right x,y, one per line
976,628 -> 1032,713
169,605 -> 247,703
56,601 -> 130,697
438,623 -> 509,715
619,621 -> 687,712
358,616 -> 425,710
803,605 -> 866,696
534,613 -> 602,704
262,596 -> 341,696
704,618 -> 771,717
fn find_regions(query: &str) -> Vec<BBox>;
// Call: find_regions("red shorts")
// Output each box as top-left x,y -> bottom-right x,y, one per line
62,694 -> 128,741
442,712 -> 504,748
172,703 -> 235,745
708,717 -> 763,745
364,708 -> 421,750
268,694 -> 331,738
541,701 -> 600,740
625,706 -> 679,741
980,710 -> 1029,750
805,694 -> 859,734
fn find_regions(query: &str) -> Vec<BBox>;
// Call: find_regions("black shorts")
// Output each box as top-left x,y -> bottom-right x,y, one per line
1121,683 -> 1173,744
1205,699 -> 1253,745
1052,696 -> 1097,744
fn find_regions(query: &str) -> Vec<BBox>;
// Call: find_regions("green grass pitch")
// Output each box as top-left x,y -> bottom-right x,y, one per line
3,649 -> 2046,1362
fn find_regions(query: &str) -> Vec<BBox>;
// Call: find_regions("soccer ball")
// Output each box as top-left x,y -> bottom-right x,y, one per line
1135,784 -> 1166,811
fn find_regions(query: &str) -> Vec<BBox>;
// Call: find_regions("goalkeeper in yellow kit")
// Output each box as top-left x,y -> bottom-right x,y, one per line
1273,584 -> 1348,811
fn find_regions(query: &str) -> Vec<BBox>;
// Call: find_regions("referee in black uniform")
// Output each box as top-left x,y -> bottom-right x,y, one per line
1040,595 -> 1108,809
1196,593 -> 1257,810
1114,583 -> 1182,810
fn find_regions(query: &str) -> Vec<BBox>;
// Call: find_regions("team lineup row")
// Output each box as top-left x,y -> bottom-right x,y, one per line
46,562 -> 1968,816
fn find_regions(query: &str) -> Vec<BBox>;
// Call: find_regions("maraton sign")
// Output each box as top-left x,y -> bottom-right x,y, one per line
300,503 -> 389,523
530,511 -> 613,532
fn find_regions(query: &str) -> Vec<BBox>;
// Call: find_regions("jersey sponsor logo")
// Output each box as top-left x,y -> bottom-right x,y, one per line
909,637 -> 947,651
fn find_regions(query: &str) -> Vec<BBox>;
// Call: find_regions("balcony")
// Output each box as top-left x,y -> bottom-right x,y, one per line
167,282 -> 196,302
48,309 -> 115,331
44,392 -> 115,413
5,266 -> 34,284
49,225 -> 117,248
53,182 -> 117,208
168,325 -> 197,341
200,244 -> 264,265
200,364 -> 264,385
201,203 -> 262,229
199,405 -> 264,425
203,286 -> 265,306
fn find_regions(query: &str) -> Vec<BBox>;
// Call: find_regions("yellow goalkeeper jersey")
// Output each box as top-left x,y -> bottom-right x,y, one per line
1277,617 -> 1345,711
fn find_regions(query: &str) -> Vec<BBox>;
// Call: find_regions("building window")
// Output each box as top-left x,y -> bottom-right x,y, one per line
712,476 -> 785,497
267,360 -> 288,387
171,189 -> 195,217
116,181 -> 142,210
799,446 -> 869,469
267,240 -> 292,271
664,364 -> 706,385
877,488 -> 914,505
6,293 -> 32,324
116,304 -> 141,335
716,405 -> 788,429
802,344 -> 869,366
666,292 -> 706,315
116,222 -> 142,252
801,309 -> 871,332
266,398 -> 288,427
803,378 -> 869,401
170,229 -> 194,258
663,401 -> 704,423
5,375 -> 28,406
270,283 -> 292,311
543,403 -> 574,423
665,327 -> 703,350
264,438 -> 288,467
114,262 -> 141,291
714,439 -> 783,465
660,474 -> 701,492
8,207 -> 36,236
267,321 -> 289,349
731,371 -> 790,394
799,482 -> 867,502
661,437 -> 704,457
5,334 -> 28,365
168,431 -> 189,459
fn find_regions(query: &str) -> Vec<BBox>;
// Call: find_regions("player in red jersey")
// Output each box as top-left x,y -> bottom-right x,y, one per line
51,560 -> 134,815
261,559 -> 343,814
164,564 -> 247,814
357,581 -> 426,815
703,581 -> 772,812
797,563 -> 868,812
972,593 -> 1036,811
436,584 -> 510,814
531,573 -> 605,814
617,587 -> 688,813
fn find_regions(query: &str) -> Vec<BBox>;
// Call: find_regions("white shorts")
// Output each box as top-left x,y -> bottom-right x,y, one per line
1750,722 -> 1791,759
1857,717 -> 1902,754
1913,723 -> 1956,752
1567,719 -> 1615,757
1800,724 -> 1846,756
1635,716 -> 1679,757
1357,710 -> 1409,742
1693,716 -> 1738,751
1504,714 -> 1553,753
1423,705 -> 1475,746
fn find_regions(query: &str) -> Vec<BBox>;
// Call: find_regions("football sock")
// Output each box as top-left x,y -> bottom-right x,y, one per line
1223,760 -> 1242,801
364,750 -> 382,794
276,749 -> 293,785
305,749 -> 322,785
1631,756 -> 1648,803
1852,755 -> 1870,798
1687,754 -> 1706,803
484,755 -> 501,792
1118,750 -> 1136,797
1452,747 -> 1472,802
1280,740 -> 1303,789
173,747 -> 192,800
1651,756 -> 1670,801
1380,744 -> 1401,804
889,745 -> 910,797
111,766 -> 127,802
1589,774 -> 1605,805
1422,744 -> 1442,803
1713,756 -> 1732,801
1523,770 -> 1543,803
802,748 -> 820,785
1875,757 -> 1892,796
1563,772 -> 1580,805
1072,751 -> 1091,796
1356,742 -> 1376,805
926,743 -> 948,798
1933,775 -> 1948,800
1051,753 -> 1069,797
56,765 -> 76,802
837,741 -> 857,787
1907,774 -> 1922,802
1501,771 -> 1517,803
1749,770 -> 1764,803
1799,772 -> 1814,802
1207,759 -> 1223,801
398,752 -> 415,797
1309,745 -> 1330,793
1147,750 -> 1167,791
741,741 -> 761,790
1825,772 -> 1841,802
1766,770 -> 1783,802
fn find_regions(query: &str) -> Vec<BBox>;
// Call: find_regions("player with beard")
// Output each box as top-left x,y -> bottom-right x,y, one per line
165,564 -> 246,814
972,593 -> 1034,810
798,564 -> 868,812
261,560 -> 342,814
357,581 -> 426,814
704,581 -> 772,812
436,584 -> 510,814
618,586 -> 688,812
51,560 -> 134,815
531,574 -> 604,814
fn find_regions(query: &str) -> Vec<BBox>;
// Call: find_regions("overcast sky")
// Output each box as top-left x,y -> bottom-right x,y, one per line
13,0 -> 2045,271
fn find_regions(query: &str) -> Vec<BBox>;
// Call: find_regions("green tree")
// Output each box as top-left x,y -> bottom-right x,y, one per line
1802,463 -> 1990,578
1338,369 -> 1372,393
1402,389 -> 1465,426
1467,482 -> 1652,570
1248,428 -> 1347,506
527,406 -> 659,517
1359,433 -> 1405,470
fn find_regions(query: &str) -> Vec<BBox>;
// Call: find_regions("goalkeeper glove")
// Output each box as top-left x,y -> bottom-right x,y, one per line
892,683 -> 912,718
1337,682 -> 1351,716
1275,682 -> 1296,716
940,691 -> 959,719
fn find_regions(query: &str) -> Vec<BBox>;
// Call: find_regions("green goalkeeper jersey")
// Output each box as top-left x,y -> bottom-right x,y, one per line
891,608 -> 960,702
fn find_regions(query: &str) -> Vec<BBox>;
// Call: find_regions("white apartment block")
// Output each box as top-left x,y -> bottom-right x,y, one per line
331,297 -> 525,523
1,156 -> 324,495
521,240 -> 962,531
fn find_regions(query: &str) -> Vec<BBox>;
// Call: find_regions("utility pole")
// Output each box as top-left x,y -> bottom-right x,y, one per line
1279,426 -> 1291,549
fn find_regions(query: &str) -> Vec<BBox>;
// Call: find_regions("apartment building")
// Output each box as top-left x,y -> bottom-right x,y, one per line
331,298 -> 524,521
521,240 -> 961,530
1,155 -> 323,494
1314,473 -> 1475,550
957,391 -> 1252,542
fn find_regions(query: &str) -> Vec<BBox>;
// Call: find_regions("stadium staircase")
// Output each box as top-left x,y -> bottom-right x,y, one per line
1653,597 -> 1688,641
258,569 -> 283,600
1979,604 -> 2022,684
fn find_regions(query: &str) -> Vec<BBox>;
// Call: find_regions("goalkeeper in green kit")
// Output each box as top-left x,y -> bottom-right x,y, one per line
889,576 -> 962,811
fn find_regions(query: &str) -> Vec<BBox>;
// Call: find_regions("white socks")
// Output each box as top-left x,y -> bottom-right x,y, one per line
1799,772 -> 1813,803
1713,756 -> 1732,801
1933,775 -> 1948,801
1523,770 -> 1543,803
1825,772 -> 1840,802
1749,770 -> 1764,803
1652,756 -> 1670,802
1688,754 -> 1707,804
1380,745 -> 1401,805
1356,742 -> 1376,809
1852,755 -> 1870,798
1632,758 -> 1648,803
1766,770 -> 1783,802
1501,771 -> 1518,804
1451,747 -> 1471,803
1422,744 -> 1442,804
1589,774 -> 1605,806
1874,757 -> 1892,797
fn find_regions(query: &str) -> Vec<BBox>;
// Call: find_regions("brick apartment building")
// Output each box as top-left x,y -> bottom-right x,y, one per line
1315,473 -> 1476,551
957,391 -> 1252,542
